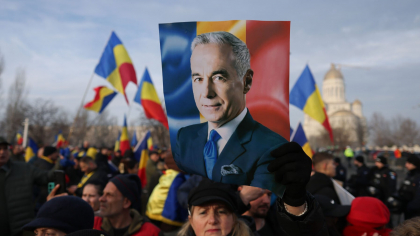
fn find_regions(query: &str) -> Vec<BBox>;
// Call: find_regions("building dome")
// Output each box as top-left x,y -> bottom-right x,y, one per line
324,63 -> 343,81
353,99 -> 362,105
330,110 -> 356,118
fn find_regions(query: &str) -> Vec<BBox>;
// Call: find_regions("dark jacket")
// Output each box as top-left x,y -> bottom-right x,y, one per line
75,168 -> 108,197
307,172 -> 341,204
333,164 -> 347,184
0,160 -> 53,236
368,166 -> 397,202
33,157 -> 55,208
399,168 -> 420,219
347,164 -> 370,196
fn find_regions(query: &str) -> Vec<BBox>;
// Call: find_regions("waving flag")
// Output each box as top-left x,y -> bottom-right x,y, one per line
16,132 -> 23,145
134,131 -> 151,188
134,68 -> 168,129
25,138 -> 39,162
159,20 -> 290,149
114,131 -> 121,152
95,31 -> 137,103
84,86 -> 117,114
131,131 -> 138,148
147,135 -> 153,151
55,131 -> 66,148
290,65 -> 333,143
291,122 -> 313,158
119,116 -> 130,155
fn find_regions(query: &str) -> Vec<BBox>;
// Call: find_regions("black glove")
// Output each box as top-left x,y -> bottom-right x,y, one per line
267,142 -> 312,207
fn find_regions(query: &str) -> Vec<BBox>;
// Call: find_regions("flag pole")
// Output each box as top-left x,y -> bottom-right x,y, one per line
67,72 -> 95,142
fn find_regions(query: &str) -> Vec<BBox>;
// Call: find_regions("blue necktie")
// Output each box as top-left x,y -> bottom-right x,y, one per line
203,130 -> 221,180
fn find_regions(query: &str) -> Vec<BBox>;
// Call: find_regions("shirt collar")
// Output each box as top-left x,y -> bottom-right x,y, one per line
208,107 -> 247,141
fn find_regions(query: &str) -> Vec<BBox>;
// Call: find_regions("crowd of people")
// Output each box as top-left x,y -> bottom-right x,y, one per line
1,135 -> 420,236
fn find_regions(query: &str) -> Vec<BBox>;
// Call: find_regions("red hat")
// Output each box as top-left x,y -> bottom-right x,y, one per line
346,197 -> 390,228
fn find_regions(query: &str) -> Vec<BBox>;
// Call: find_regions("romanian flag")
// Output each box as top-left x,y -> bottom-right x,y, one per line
25,138 -> 38,162
119,116 -> 130,156
159,21 -> 290,149
83,86 -> 117,114
147,135 -> 153,151
290,65 -> 334,143
134,68 -> 168,129
146,169 -> 187,226
95,31 -> 137,104
55,131 -> 66,148
114,131 -> 121,152
134,131 -> 151,188
291,122 -> 313,158
16,132 -> 23,145
131,131 -> 138,148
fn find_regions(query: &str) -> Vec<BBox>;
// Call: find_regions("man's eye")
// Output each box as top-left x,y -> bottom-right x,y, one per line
213,76 -> 225,81
193,77 -> 202,82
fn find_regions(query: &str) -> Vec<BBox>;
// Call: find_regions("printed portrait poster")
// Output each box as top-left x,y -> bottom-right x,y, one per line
159,20 -> 290,196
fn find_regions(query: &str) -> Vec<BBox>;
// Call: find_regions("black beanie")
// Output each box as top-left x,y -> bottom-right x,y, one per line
355,156 -> 364,164
22,196 -> 94,234
109,174 -> 141,210
43,146 -> 57,157
123,149 -> 134,159
376,156 -> 388,165
407,154 -> 420,168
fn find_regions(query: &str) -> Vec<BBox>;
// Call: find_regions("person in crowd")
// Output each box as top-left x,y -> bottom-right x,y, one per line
82,180 -> 105,216
67,229 -> 110,236
391,216 -> 420,236
344,146 -> 354,168
111,150 -> 123,170
314,194 -> 351,236
146,153 -> 187,233
347,155 -> 370,197
28,146 -> 44,165
343,197 -> 392,236
121,149 -> 139,174
146,150 -> 161,189
333,157 -> 347,184
96,146 -> 112,173
0,137 -> 55,236
94,174 -> 162,236
68,156 -> 108,197
397,154 -> 420,219
241,188 -> 275,235
10,144 -> 25,162
306,152 -> 341,204
64,155 -> 84,188
367,155 -> 397,203
22,196 -> 94,236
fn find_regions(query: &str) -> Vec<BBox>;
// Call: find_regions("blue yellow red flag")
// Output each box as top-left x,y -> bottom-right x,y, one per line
134,131 -> 151,188
291,122 -> 313,158
134,68 -> 168,129
114,131 -> 121,152
290,65 -> 333,143
25,138 -> 38,162
95,31 -> 137,104
55,130 -> 66,148
84,86 -> 117,114
131,131 -> 138,148
16,132 -> 23,145
119,115 -> 130,156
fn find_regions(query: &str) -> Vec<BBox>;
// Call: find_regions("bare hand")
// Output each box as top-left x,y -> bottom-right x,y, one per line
239,185 -> 265,205
47,184 -> 68,201
67,185 -> 78,194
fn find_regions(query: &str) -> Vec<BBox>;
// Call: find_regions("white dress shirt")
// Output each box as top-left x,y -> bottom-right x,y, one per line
207,107 -> 248,155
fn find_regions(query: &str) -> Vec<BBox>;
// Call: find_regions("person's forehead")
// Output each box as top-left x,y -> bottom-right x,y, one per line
83,184 -> 98,194
104,182 -> 122,196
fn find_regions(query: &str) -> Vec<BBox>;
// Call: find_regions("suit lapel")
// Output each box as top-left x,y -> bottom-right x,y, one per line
212,111 -> 256,182
191,123 -> 208,176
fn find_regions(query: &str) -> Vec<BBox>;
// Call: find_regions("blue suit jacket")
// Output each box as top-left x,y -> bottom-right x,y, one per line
174,111 -> 288,195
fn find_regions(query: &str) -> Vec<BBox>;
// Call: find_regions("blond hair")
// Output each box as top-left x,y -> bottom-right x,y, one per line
177,206 -> 252,236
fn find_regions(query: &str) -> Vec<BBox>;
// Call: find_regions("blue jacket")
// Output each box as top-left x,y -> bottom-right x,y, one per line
174,111 -> 288,195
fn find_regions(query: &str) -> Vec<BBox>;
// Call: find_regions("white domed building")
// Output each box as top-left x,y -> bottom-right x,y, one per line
303,64 -> 367,147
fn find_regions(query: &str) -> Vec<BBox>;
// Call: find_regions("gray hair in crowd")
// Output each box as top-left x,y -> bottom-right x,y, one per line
191,31 -> 250,79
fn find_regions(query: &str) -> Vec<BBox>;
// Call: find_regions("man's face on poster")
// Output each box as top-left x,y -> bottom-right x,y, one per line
191,43 -> 247,128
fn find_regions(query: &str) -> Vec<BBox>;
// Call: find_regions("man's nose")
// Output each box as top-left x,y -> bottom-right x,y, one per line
201,78 -> 216,98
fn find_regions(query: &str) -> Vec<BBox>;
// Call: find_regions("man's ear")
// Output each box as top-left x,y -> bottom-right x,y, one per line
123,197 -> 132,209
243,69 -> 253,94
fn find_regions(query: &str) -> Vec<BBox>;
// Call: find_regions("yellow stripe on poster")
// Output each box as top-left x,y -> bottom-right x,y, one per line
197,20 -> 246,43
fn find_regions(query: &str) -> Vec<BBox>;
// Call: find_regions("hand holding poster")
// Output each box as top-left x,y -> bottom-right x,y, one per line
159,20 -> 290,196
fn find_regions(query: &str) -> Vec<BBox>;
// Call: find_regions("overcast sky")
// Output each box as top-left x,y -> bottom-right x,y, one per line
1,0 -> 419,132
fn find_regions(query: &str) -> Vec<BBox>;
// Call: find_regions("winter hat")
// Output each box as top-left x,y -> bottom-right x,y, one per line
22,196 -> 94,234
0,136 -> 10,145
43,146 -> 58,157
375,155 -> 388,165
334,157 -> 341,164
407,154 -> 420,168
346,197 -> 390,229
355,156 -> 364,164
123,149 -> 134,159
109,174 -> 141,210
66,229 -> 109,236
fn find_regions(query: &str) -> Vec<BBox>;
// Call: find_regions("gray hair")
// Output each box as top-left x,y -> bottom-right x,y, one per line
191,31 -> 250,79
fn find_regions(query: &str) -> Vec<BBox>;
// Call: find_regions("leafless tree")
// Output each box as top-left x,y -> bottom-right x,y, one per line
85,110 -> 118,148
134,108 -> 170,149
369,113 -> 394,146
0,49 -> 4,109
391,116 -> 419,146
1,68 -> 29,141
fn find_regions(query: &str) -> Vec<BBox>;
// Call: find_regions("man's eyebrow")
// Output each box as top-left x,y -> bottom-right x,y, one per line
211,69 -> 229,77
192,72 -> 201,77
